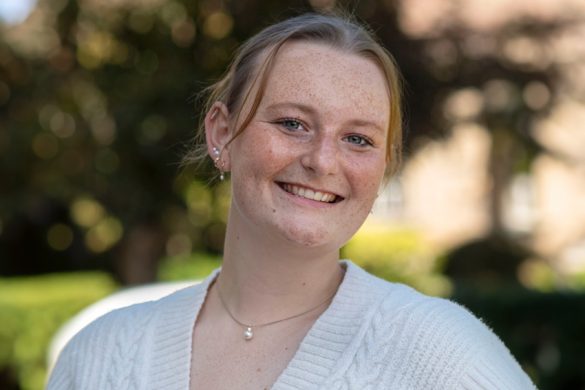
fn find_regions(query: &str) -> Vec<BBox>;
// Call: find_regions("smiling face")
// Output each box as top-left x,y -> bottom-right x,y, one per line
223,41 -> 390,250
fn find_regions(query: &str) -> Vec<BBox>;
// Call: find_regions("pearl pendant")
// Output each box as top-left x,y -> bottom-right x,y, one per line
244,327 -> 253,340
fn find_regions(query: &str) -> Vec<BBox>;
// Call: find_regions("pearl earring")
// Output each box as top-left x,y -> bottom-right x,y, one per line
212,147 -> 225,181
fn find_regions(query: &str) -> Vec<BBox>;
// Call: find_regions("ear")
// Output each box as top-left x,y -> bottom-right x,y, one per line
204,102 -> 231,172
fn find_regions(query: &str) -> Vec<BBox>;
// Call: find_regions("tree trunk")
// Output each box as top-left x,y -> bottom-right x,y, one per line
487,128 -> 518,235
115,223 -> 166,285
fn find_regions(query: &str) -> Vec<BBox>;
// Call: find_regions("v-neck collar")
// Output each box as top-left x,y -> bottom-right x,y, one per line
272,261 -> 389,389
148,261 -> 389,390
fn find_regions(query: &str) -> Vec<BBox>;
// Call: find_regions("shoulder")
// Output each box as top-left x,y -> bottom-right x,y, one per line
343,261 -> 500,347
369,282 -> 535,388
379,284 -> 487,337
342,261 -> 498,341
70,282 -> 202,344
342,262 -> 534,388
47,282 -> 205,389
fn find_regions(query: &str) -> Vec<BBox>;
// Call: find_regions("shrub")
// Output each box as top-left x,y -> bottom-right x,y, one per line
453,286 -> 585,389
0,253 -> 221,390
0,273 -> 116,390
157,252 -> 222,281
342,224 -> 451,296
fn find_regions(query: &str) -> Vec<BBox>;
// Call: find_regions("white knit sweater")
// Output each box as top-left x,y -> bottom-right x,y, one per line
47,261 -> 536,389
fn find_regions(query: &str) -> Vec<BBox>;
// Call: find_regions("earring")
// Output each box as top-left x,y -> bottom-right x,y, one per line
212,147 -> 225,181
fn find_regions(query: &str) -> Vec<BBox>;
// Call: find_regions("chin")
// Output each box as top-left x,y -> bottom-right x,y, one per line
284,227 -> 327,247
278,223 -> 350,251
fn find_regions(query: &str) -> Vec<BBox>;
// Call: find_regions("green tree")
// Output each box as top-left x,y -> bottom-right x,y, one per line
0,0 -> 574,284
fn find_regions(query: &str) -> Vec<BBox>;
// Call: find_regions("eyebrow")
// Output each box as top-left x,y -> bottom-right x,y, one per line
264,102 -> 386,134
264,102 -> 316,115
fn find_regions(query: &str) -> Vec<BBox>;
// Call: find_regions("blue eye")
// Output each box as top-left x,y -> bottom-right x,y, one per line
344,134 -> 372,147
278,118 -> 305,132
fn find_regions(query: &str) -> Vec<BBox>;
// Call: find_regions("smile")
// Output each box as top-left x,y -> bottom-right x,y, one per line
278,182 -> 341,203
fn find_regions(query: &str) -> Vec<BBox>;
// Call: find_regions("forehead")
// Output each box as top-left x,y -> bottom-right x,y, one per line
258,41 -> 390,125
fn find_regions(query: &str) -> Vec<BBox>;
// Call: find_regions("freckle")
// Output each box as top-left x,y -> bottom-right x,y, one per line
272,208 -> 276,213
302,282 -> 306,286
285,347 -> 289,350
257,368 -> 262,372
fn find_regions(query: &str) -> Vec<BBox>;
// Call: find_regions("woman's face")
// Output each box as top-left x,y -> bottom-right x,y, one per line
226,41 -> 390,250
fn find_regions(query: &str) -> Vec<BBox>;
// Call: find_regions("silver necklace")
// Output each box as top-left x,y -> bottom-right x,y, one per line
216,283 -> 338,341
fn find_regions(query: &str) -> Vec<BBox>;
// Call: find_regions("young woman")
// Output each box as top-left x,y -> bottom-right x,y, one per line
48,12 -> 536,390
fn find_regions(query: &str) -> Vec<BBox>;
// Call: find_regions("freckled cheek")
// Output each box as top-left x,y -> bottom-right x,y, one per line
235,140 -> 276,175
346,171 -> 384,216
347,158 -> 385,191
253,151 -> 285,179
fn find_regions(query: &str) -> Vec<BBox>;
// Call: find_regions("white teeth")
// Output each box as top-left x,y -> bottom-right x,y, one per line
281,183 -> 337,203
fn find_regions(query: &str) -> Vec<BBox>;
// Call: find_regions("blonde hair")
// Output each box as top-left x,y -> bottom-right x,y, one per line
186,12 -> 403,178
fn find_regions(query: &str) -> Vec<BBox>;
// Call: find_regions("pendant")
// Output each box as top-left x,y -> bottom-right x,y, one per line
244,327 -> 253,341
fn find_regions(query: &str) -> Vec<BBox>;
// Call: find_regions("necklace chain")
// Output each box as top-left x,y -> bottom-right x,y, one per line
216,280 -> 339,341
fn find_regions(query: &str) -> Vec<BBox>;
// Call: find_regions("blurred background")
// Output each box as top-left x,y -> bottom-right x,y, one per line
1,0 -> 584,389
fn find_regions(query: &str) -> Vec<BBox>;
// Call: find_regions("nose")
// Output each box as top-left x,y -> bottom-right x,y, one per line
300,134 -> 340,176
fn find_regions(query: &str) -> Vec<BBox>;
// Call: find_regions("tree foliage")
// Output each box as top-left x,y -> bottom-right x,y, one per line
0,0 -> 573,283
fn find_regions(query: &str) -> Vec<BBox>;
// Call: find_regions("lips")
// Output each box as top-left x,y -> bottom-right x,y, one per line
277,182 -> 342,203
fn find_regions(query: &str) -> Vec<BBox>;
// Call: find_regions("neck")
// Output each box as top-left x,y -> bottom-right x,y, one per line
215,207 -> 344,325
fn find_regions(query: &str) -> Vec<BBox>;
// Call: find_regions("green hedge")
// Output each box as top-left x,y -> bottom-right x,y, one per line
342,225 -> 451,296
0,253 -> 219,390
453,286 -> 585,390
157,252 -> 221,281
0,273 -> 117,390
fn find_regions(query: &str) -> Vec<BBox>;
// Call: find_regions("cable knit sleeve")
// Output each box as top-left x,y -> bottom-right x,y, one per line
454,308 -> 537,390
46,339 -> 75,390
311,264 -> 537,390
375,292 -> 537,390
46,300 -> 158,390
